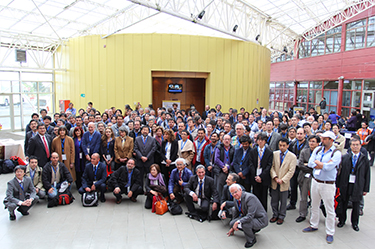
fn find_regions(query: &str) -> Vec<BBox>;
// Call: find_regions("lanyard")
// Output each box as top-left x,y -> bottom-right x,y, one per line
224,147 -> 229,161
281,132 -> 287,138
52,165 -> 58,176
267,132 -> 273,143
280,150 -> 288,165
237,200 -> 242,214
257,147 -> 264,162
352,154 -> 359,173
30,169 -> 35,181
181,140 -> 187,150
19,182 -> 24,191
211,145 -> 217,155
89,131 -> 95,142
93,165 -> 98,180
197,139 -> 205,151
240,149 -> 247,165
296,140 -> 304,153
165,142 -> 170,156
61,138 -> 65,153
107,139 -> 112,154
32,131 -> 37,137
142,136 -> 148,145
320,148 -> 332,161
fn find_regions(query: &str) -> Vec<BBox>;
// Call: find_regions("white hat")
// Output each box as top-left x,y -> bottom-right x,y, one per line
321,131 -> 336,140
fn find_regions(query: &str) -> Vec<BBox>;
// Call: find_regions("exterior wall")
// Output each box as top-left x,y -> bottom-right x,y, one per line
55,34 -> 271,112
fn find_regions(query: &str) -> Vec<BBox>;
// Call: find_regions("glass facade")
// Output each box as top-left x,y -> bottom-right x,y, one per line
346,15 -> 375,50
269,80 -> 362,117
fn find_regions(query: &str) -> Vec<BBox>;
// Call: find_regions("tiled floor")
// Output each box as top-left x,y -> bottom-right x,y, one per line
1,134 -> 375,249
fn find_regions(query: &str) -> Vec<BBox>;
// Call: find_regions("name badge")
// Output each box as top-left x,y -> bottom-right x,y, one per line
238,222 -> 242,229
106,155 -> 111,160
62,154 -> 67,161
305,173 -> 311,178
93,181 -> 97,184
225,164 -> 229,168
360,140 -> 363,144
197,198 -> 202,207
79,152 -> 82,159
314,169 -> 321,176
256,168 -> 262,176
349,174 -> 356,183
87,148 -> 90,154
127,186 -> 130,193
54,181 -> 57,188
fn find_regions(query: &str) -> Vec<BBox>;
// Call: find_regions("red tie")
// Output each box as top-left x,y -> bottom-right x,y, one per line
179,171 -> 182,179
42,136 -> 50,158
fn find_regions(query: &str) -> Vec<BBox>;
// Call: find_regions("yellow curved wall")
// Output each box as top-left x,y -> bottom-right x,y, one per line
55,34 -> 271,112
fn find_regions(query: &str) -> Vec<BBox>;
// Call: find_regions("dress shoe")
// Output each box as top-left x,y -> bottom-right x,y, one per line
17,208 -> 29,216
244,237 -> 257,248
337,222 -> 345,228
359,209 -> 363,216
276,218 -> 284,225
270,217 -> 278,223
252,229 -> 260,234
9,213 -> 16,221
130,197 -> 137,202
286,204 -> 296,210
352,224 -> 359,232
116,198 -> 122,204
296,216 -> 306,223
100,197 -> 106,203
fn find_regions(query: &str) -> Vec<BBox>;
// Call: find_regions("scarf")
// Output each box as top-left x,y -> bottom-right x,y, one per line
148,173 -> 165,186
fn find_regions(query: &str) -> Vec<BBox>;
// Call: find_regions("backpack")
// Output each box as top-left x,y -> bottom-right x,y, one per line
168,200 -> 183,215
82,192 -> 98,207
2,159 -> 15,174
59,189 -> 74,205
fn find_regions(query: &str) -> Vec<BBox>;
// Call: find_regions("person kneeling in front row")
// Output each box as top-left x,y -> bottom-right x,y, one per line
79,153 -> 107,203
225,184 -> 268,248
4,165 -> 39,221
109,158 -> 143,203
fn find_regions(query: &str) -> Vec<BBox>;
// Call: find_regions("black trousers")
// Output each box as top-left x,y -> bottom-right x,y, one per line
78,183 -> 106,199
289,167 -> 300,206
184,194 -> 210,217
339,184 -> 360,226
253,183 -> 268,212
161,163 -> 176,185
113,185 -> 143,201
75,171 -> 83,190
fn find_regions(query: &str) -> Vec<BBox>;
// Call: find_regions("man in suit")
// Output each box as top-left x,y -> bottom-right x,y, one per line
336,137 -> 370,231
79,153 -> 107,203
25,156 -> 46,199
134,125 -> 157,188
24,120 -> 38,159
219,173 -> 243,220
168,158 -> 193,203
27,123 -> 52,168
265,120 -> 281,151
295,135 -> 320,223
225,183 -> 268,248
255,108 -> 271,123
4,165 -> 39,221
42,152 -> 73,199
109,158 -> 143,203
69,116 -> 87,137
184,165 -> 219,221
232,135 -> 252,192
270,138 -> 297,225
249,132 -> 273,211
82,122 -> 101,163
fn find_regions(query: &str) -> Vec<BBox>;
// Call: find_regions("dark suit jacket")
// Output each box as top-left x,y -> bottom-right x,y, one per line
24,131 -> 37,156
4,176 -> 37,207
42,162 -> 73,191
81,131 -> 101,156
161,140 -> 179,163
249,146 -> 273,186
134,135 -> 157,168
109,166 -> 142,193
184,175 -> 219,203
81,162 -> 107,189
233,191 -> 267,224
232,147 -> 252,184
27,134 -> 52,168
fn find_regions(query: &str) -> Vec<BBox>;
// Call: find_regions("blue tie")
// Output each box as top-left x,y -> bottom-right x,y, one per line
352,155 -> 358,173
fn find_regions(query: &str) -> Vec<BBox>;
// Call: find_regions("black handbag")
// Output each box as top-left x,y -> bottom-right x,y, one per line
82,192 -> 98,207
168,200 -> 183,215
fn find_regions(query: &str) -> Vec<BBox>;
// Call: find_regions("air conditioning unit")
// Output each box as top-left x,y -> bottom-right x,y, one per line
16,50 -> 27,62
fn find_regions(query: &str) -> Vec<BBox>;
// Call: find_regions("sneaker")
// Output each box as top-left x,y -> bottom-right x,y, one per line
303,226 -> 318,232
286,204 -> 296,210
326,235 -> 333,244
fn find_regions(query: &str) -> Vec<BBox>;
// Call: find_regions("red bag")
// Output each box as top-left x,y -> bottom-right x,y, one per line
10,156 -> 26,165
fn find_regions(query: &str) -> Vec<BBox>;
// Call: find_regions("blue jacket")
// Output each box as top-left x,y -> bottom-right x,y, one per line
81,161 -> 107,189
168,167 -> 193,194
232,147 -> 251,184
82,131 -> 101,156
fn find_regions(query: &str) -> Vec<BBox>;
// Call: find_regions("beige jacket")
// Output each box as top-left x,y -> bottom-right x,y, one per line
270,150 -> 297,192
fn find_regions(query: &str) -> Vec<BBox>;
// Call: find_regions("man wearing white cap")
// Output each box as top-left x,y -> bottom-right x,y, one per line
302,131 -> 341,244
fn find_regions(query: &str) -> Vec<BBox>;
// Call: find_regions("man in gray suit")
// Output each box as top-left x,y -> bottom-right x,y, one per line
225,183 -> 268,248
265,120 -> 281,151
134,125 -> 157,188
4,165 -> 39,221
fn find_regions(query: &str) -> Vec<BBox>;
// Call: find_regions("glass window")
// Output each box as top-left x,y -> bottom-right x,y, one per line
353,92 -> 361,108
0,81 -> 11,93
368,16 -> 375,47
299,40 -> 310,58
39,82 -> 53,93
330,91 -> 338,105
364,79 -> 375,90
324,81 -> 339,89
22,72 -> 53,81
285,82 -> 294,88
298,82 -> 308,89
341,108 -> 350,118
311,35 -> 325,56
342,91 -> 351,107
310,81 -> 322,89
11,81 -> 20,93
346,18 -> 367,50
22,82 -> 37,93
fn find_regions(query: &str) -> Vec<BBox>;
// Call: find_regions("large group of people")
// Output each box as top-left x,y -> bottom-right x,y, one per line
4,101 -> 371,248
